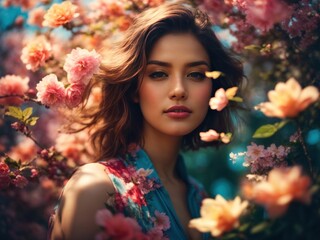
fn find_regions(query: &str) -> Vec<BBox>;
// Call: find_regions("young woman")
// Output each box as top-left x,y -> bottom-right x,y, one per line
49,2 -> 243,240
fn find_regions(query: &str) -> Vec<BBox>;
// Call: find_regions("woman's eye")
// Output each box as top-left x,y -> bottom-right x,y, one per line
149,71 -> 167,79
188,72 -> 206,81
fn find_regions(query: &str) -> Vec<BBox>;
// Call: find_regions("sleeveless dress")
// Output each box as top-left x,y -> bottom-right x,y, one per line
98,146 -> 209,240
48,146 -> 209,240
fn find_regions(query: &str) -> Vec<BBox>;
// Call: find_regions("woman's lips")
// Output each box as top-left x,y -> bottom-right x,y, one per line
164,105 -> 192,119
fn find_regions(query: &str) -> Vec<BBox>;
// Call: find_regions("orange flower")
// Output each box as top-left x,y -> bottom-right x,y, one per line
189,195 -> 248,237
243,166 -> 311,218
42,1 -> 79,28
255,78 -> 319,118
21,36 -> 52,71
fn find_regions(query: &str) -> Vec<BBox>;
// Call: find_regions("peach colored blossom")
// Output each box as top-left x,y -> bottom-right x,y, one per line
8,137 -> 38,163
36,74 -> 66,107
27,7 -> 46,27
200,130 -> 232,143
243,166 -> 311,218
21,36 -> 52,71
0,75 -> 29,106
255,78 -> 319,118
189,195 -> 248,237
200,129 -> 219,142
63,48 -> 101,85
42,1 -> 79,28
65,83 -> 86,109
209,87 -> 238,111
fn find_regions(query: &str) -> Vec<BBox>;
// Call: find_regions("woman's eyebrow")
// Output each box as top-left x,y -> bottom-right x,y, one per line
147,60 -> 210,67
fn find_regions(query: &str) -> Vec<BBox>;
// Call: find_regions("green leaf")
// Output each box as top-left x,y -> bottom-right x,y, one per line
244,44 -> 261,51
250,222 -> 270,234
5,106 -> 23,120
4,157 -> 20,171
22,107 -> 33,120
253,120 -> 288,138
25,117 -> 39,126
230,96 -> 243,102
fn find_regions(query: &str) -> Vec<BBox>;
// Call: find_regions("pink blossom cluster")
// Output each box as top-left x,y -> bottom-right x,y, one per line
148,210 -> 170,239
0,75 -> 30,106
244,142 -> 290,175
36,48 -> 101,108
281,0 -> 320,49
0,161 -> 37,190
2,0 -> 36,11
95,208 -> 149,240
232,0 -> 293,32
27,7 -> 46,28
8,137 -> 38,163
89,0 -> 126,21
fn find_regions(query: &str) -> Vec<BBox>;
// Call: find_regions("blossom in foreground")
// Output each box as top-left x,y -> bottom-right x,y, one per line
200,129 -> 231,143
209,87 -> 238,111
255,78 -> 319,118
42,1 -> 79,28
21,36 -> 52,71
36,74 -> 65,107
63,48 -> 101,85
95,208 -> 148,240
242,166 -> 311,218
0,75 -> 30,106
189,195 -> 248,237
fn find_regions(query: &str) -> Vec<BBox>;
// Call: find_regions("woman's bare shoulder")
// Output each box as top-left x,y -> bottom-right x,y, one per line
50,162 -> 115,240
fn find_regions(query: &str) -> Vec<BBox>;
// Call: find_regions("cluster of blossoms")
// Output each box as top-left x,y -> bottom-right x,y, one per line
36,48 -> 101,108
243,142 -> 290,175
0,159 -> 37,190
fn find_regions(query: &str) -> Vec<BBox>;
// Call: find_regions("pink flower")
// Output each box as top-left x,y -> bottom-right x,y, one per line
36,74 -> 66,107
12,174 -> 29,188
21,36 -> 52,71
63,48 -> 101,85
65,83 -> 86,108
209,87 -> 238,111
27,7 -> 46,27
255,78 -> 319,119
243,166 -> 311,218
242,0 -> 293,32
42,1 -> 79,28
0,75 -> 29,106
95,208 -> 146,240
152,211 -> 170,231
245,142 -> 266,162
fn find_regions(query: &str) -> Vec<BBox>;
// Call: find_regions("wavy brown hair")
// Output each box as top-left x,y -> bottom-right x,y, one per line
84,2 -> 244,161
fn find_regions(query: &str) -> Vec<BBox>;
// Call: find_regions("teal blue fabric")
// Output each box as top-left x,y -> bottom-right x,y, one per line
100,148 -> 209,240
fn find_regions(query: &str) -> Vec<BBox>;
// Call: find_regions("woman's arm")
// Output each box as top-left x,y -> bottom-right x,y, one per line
50,163 -> 114,240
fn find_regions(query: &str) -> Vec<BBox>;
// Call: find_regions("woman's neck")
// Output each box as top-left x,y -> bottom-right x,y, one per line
141,129 -> 182,183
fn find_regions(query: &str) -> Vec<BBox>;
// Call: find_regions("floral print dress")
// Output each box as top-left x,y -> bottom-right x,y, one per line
99,147 -> 209,240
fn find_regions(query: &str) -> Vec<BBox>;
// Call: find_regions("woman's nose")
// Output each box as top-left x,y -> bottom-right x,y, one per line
169,77 -> 188,100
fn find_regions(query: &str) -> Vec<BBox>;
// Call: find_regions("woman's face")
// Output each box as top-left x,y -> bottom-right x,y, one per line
138,33 -> 212,138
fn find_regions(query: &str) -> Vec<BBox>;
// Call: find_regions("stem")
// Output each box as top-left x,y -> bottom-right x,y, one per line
0,94 -> 44,106
297,126 -> 314,177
